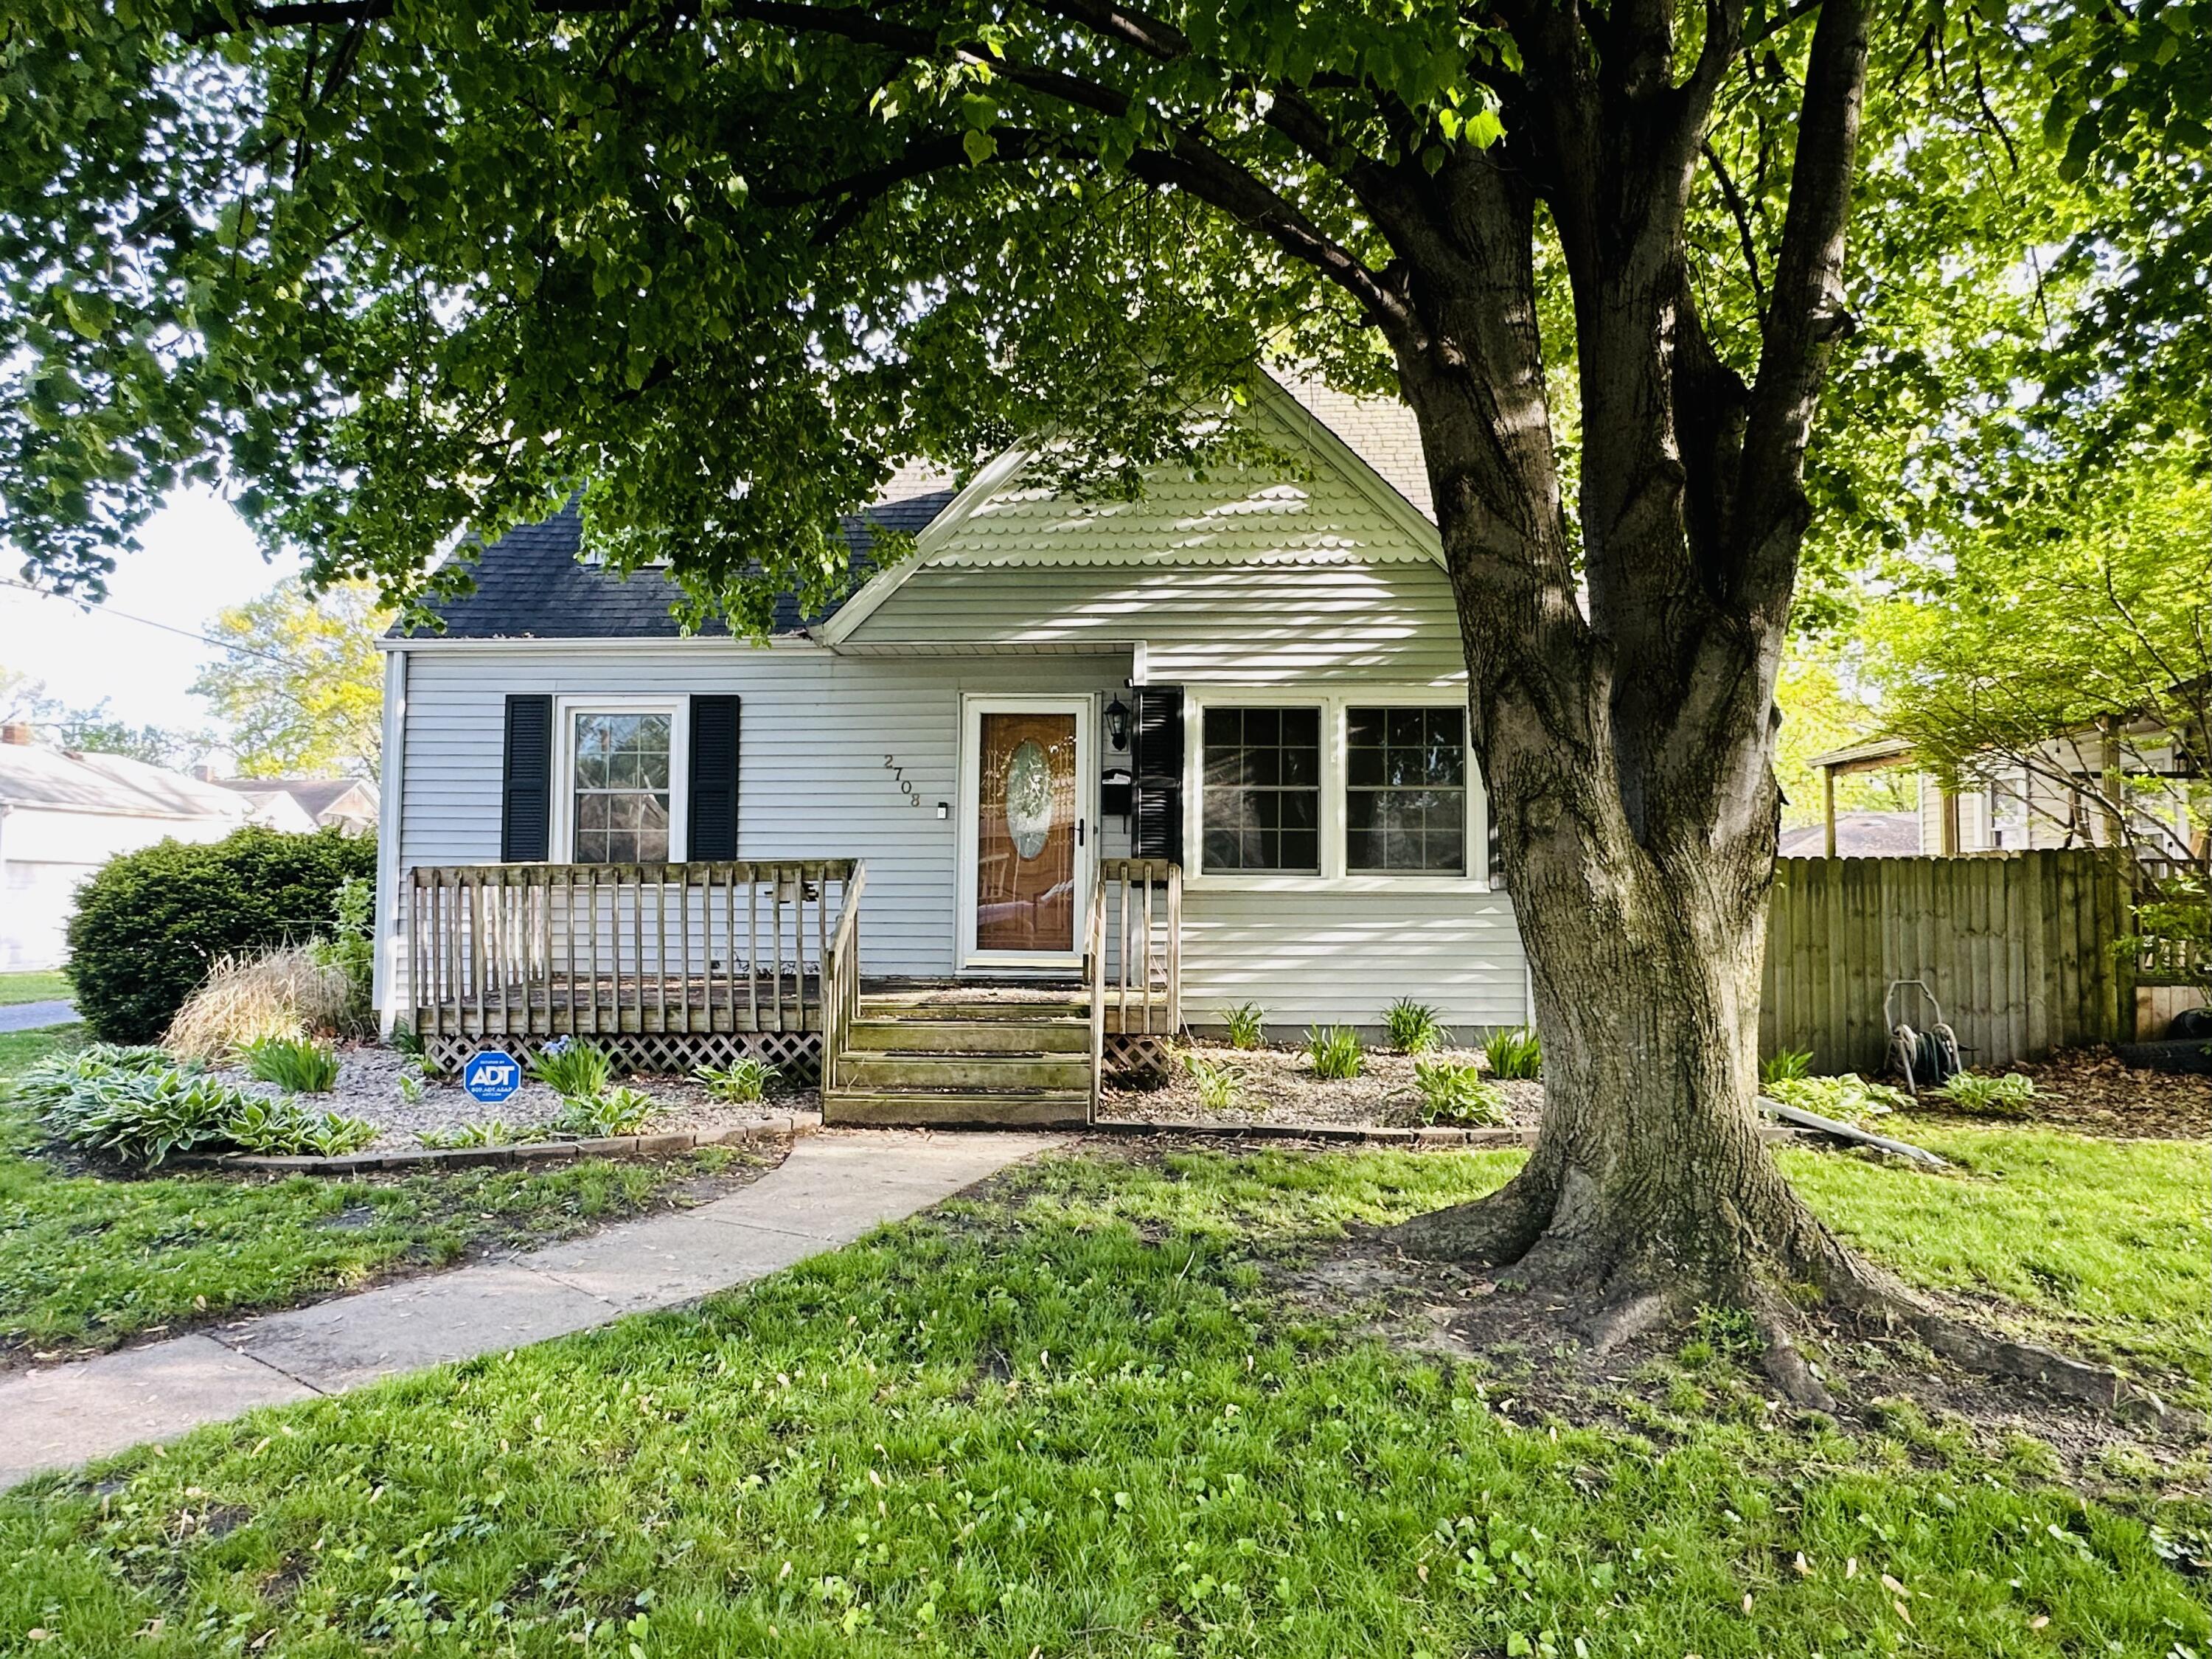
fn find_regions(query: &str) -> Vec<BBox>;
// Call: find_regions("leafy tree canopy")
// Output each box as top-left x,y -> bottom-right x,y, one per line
1,0 -> 2199,628
1859,439 -> 2209,856
0,664 -> 216,768
190,579 -> 390,778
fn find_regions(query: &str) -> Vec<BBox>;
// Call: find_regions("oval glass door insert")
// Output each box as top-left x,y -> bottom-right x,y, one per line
1004,739 -> 1052,858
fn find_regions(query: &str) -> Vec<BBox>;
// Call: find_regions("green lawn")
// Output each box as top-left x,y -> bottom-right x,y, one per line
1,1140 -> 2204,1658
0,1029 -> 760,1361
1786,1121 -> 2211,1405
0,971 -> 72,1008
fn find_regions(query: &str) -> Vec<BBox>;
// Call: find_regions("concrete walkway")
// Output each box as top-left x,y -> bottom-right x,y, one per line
0,1130 -> 1058,1489
0,1001 -> 77,1033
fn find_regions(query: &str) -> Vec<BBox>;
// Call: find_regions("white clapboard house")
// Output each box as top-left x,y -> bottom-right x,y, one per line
373,375 -> 1532,1124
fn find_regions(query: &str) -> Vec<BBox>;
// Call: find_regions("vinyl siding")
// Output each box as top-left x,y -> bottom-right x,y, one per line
389,641 -> 1526,1022
847,561 -> 1467,685
1180,886 -> 1528,1034
395,644 -> 1127,980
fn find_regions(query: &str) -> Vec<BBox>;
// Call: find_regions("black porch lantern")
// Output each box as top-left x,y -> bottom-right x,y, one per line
1104,694 -> 1131,751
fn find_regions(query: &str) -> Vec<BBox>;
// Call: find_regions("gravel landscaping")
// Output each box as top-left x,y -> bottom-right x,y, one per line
210,1042 -> 814,1150
1104,1040 -> 1544,1130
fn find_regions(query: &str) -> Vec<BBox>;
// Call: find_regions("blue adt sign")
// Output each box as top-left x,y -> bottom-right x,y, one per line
462,1048 -> 523,1105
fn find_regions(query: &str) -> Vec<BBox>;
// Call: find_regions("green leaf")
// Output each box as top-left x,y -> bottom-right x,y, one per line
961,128 -> 997,165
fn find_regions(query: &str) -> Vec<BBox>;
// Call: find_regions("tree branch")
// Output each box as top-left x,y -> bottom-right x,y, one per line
1732,0 -> 1870,614
1703,139 -> 1767,312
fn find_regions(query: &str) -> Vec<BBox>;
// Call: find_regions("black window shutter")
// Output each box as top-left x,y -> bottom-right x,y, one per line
1130,686 -> 1184,863
687,695 -> 742,860
501,695 -> 554,862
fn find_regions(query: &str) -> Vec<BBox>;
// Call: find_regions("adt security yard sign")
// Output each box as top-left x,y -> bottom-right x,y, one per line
463,1048 -> 523,1105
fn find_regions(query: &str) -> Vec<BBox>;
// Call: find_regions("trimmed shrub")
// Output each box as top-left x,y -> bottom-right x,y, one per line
66,827 -> 378,1044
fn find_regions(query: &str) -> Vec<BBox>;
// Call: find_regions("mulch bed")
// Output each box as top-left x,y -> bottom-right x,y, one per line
212,1042 -> 813,1152
1908,1048 -> 2212,1141
1105,1041 -> 1545,1131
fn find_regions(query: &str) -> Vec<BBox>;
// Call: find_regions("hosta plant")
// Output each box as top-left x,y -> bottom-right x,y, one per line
695,1057 -> 778,1104
1412,1060 -> 1509,1127
554,1086 -> 658,1138
1935,1071 -> 2039,1119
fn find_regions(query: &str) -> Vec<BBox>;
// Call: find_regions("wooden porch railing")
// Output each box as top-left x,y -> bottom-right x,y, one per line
1099,857 -> 1182,1036
820,863 -> 868,1093
406,859 -> 859,1038
1084,874 -> 1108,1118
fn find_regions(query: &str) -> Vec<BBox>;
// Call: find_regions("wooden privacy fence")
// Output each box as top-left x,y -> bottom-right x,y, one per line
1761,851 -> 2133,1073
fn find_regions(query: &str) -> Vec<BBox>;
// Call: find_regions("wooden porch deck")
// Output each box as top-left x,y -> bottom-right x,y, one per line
403,858 -> 1183,1108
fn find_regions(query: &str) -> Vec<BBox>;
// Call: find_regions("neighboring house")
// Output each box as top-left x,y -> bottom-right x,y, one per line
1807,729 -> 2204,860
0,724 -> 251,971
209,775 -> 380,836
1776,811 -> 1921,858
373,375 -> 1530,1122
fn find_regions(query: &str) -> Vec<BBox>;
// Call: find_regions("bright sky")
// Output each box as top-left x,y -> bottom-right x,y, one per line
0,487 -> 305,731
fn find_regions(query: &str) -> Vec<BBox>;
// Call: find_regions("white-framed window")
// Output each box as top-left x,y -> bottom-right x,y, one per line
1345,706 -> 1467,874
1200,705 -> 1323,873
1185,688 -> 1485,886
554,698 -> 687,863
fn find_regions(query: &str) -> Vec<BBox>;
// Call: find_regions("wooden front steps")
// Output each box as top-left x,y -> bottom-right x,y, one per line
822,987 -> 1093,1128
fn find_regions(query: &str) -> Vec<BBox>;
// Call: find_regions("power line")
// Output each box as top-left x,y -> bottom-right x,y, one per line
0,575 -> 306,671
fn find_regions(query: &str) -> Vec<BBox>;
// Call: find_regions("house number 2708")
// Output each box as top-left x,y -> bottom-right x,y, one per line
883,755 -> 922,807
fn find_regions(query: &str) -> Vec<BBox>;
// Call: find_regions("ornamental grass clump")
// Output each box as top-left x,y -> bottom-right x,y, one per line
528,1037 -> 615,1100
1304,1025 -> 1364,1081
1480,1025 -> 1543,1081
238,1034 -> 341,1093
1217,1004 -> 1266,1050
1761,1048 -> 1815,1083
1180,1051 -> 1242,1111
1383,998 -> 1449,1054
162,943 -> 357,1062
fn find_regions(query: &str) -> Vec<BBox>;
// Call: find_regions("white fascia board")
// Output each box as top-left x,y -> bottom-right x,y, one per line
376,633 -> 824,653
816,442 -> 1037,646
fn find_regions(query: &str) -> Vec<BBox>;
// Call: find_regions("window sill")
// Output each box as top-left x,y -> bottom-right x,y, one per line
1183,873 -> 1500,896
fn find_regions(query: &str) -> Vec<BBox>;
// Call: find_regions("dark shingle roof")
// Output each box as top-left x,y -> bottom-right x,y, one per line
408,471 -> 957,641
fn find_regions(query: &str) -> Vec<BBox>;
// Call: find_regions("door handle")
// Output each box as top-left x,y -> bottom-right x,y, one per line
1077,817 -> 1087,847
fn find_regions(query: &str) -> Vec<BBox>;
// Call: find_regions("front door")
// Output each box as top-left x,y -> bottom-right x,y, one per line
959,696 -> 1091,968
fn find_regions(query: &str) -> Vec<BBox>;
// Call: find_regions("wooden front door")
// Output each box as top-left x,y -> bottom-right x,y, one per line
961,698 -> 1091,966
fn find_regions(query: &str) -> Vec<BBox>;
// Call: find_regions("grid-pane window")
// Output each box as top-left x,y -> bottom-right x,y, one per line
571,712 -> 672,863
1346,706 -> 1466,873
1201,706 -> 1321,872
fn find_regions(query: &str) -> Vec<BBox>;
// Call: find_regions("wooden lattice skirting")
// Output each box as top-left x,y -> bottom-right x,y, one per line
424,1030 -> 823,1083
1105,1033 -> 1175,1084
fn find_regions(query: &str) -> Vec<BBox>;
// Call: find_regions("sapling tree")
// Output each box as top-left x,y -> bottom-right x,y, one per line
2,0 -> 2197,1395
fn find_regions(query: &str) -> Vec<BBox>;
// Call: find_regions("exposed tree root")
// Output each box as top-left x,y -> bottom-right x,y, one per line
1391,1167 -> 2149,1422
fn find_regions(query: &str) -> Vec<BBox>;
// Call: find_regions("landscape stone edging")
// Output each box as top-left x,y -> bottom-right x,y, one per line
197,1112 -> 824,1176
1092,1119 -> 1826,1148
